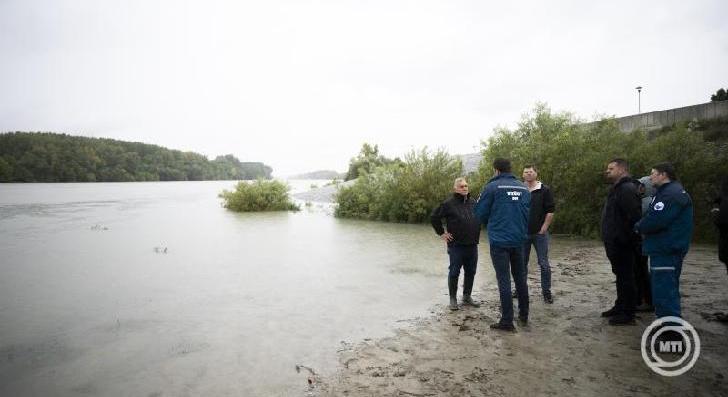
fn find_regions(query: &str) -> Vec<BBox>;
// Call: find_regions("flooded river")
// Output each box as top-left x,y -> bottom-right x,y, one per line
0,181 -> 461,396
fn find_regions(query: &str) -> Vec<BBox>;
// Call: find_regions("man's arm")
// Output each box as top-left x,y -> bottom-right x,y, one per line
636,193 -> 688,234
430,203 -> 446,235
540,187 -> 555,234
474,185 -> 494,225
618,183 -> 642,228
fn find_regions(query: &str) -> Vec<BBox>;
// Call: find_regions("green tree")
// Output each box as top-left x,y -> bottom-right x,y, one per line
711,88 -> 727,101
473,104 -> 727,241
344,143 -> 393,181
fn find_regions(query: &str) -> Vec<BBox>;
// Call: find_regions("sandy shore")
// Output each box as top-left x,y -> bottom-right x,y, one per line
312,239 -> 728,396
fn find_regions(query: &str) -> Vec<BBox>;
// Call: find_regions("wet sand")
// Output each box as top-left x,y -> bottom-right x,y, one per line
313,239 -> 728,396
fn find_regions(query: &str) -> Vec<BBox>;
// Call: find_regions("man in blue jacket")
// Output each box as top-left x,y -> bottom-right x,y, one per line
635,162 -> 693,319
475,158 -> 531,331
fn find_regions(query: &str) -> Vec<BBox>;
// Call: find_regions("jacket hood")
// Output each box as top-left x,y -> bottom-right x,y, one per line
638,176 -> 656,197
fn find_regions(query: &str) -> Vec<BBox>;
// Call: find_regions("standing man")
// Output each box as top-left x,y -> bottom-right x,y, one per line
431,177 -> 482,311
713,176 -> 728,274
600,158 -> 641,325
475,158 -> 530,331
633,176 -> 654,312
521,165 -> 556,304
635,163 -> 693,319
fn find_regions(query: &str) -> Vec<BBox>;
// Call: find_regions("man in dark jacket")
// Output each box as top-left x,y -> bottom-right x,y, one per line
601,158 -> 641,325
521,165 -> 556,304
636,163 -> 693,319
713,176 -> 728,274
431,177 -> 482,311
475,158 -> 530,331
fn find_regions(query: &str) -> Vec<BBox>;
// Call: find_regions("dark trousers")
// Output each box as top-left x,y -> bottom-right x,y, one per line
719,230 -> 728,270
604,241 -> 637,315
650,254 -> 684,318
490,245 -> 529,324
633,249 -> 652,306
448,244 -> 478,278
447,244 -> 478,298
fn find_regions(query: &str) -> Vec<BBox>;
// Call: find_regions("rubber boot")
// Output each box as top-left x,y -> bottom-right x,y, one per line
448,277 -> 459,310
462,273 -> 480,307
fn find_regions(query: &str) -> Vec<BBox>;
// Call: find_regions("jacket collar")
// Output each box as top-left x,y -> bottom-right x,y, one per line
488,172 -> 516,183
452,192 -> 471,201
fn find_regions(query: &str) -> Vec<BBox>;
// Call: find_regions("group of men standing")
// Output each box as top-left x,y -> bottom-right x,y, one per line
431,157 -> 695,332
431,158 -> 555,331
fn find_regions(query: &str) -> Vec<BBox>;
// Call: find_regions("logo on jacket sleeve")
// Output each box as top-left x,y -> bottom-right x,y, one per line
654,202 -> 665,211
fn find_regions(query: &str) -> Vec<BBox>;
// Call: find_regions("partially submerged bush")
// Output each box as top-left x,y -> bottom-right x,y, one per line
219,180 -> 300,212
335,148 -> 462,223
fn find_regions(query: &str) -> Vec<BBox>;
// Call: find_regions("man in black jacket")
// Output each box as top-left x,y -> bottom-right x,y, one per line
601,158 -> 642,325
431,177 -> 481,310
521,165 -> 556,304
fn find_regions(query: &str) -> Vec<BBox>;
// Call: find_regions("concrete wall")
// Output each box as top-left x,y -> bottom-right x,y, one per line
614,101 -> 728,132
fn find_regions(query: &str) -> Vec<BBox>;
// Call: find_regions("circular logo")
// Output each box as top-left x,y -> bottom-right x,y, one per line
641,316 -> 700,376
653,202 -> 665,211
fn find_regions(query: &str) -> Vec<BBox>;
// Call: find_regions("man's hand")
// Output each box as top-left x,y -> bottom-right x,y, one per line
538,227 -> 548,235
441,232 -> 454,242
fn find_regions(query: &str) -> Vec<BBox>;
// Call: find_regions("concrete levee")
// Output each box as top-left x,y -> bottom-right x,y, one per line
614,101 -> 728,132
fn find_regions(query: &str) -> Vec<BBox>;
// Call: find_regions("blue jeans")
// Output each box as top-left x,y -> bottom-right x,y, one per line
650,254 -> 683,318
490,245 -> 529,324
448,244 -> 478,278
523,233 -> 552,294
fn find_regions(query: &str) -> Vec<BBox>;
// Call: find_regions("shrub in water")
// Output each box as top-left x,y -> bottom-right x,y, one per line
219,180 -> 300,212
335,148 -> 462,223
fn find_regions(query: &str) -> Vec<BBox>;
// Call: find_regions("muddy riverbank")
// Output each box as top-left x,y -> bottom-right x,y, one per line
313,240 -> 728,396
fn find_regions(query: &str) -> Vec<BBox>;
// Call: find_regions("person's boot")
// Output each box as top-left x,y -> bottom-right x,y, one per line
543,290 -> 554,304
462,274 -> 480,307
448,277 -> 459,311
608,313 -> 636,326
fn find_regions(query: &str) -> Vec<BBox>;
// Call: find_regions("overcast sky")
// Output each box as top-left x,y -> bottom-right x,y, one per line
1,1 -> 726,177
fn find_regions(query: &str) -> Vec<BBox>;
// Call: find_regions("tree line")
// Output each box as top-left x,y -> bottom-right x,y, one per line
335,106 -> 728,242
0,132 -> 272,182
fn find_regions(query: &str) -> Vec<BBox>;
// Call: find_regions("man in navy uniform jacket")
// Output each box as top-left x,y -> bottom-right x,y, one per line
635,162 -> 693,319
475,158 -> 530,331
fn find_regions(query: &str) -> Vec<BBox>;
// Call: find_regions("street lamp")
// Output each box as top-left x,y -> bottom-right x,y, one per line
635,86 -> 643,114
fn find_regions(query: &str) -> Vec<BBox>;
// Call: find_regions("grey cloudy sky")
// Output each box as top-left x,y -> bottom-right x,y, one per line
1,0 -> 726,177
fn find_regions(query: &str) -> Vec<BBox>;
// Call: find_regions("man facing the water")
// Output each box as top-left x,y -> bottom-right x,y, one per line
600,158 -> 641,325
431,177 -> 482,311
475,158 -> 530,331
635,163 -> 693,319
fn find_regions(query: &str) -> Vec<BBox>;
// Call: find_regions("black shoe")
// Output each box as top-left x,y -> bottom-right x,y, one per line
601,307 -> 619,317
608,314 -> 636,326
635,303 -> 654,313
543,291 -> 553,304
490,322 -> 516,332
517,316 -> 528,326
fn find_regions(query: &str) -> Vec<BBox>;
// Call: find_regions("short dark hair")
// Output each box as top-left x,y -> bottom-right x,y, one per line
609,158 -> 629,172
652,162 -> 676,180
523,164 -> 538,173
493,158 -> 511,173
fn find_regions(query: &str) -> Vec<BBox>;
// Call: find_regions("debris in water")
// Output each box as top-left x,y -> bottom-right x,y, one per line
153,246 -> 168,254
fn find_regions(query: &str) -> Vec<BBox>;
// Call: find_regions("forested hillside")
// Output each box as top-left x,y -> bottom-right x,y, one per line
0,132 -> 272,182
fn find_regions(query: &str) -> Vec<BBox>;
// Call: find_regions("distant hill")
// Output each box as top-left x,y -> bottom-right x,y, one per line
0,132 -> 272,182
289,170 -> 345,180
457,153 -> 482,174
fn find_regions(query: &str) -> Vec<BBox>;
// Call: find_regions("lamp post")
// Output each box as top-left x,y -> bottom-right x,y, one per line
635,86 -> 643,114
